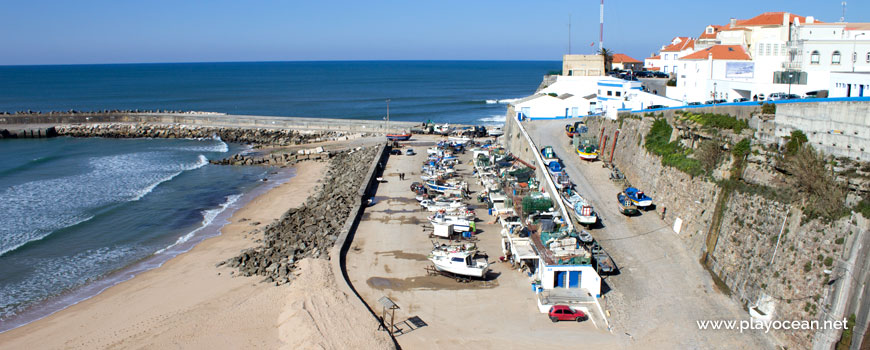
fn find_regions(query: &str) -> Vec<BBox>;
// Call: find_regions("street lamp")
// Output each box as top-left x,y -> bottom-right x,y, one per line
854,33 -> 867,73
788,71 -> 794,95
713,82 -> 717,100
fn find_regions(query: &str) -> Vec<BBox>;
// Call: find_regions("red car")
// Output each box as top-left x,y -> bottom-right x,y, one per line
548,305 -> 586,323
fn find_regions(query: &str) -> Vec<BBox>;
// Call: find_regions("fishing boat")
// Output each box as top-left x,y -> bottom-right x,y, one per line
429,212 -> 472,232
562,192 -> 596,225
429,243 -> 490,278
428,208 -> 475,221
565,124 -> 577,138
577,230 -> 594,244
424,179 -> 465,193
487,127 -> 504,137
624,187 -> 653,208
433,123 -> 452,135
617,192 -> 639,216
576,144 -> 598,161
383,98 -> 413,141
419,198 -> 464,211
540,146 -> 559,165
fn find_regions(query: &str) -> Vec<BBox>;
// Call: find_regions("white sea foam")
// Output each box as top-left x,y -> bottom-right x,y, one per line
478,114 -> 507,124
154,193 -> 242,255
130,155 -> 209,202
485,98 -> 522,104
0,152 -> 211,257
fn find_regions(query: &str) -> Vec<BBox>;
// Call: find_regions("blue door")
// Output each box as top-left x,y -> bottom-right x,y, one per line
554,271 -> 566,287
568,271 -> 581,288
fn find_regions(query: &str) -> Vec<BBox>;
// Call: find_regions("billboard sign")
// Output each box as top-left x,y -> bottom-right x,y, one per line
725,62 -> 754,79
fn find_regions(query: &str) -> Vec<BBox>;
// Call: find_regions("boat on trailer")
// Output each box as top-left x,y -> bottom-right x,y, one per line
428,243 -> 490,278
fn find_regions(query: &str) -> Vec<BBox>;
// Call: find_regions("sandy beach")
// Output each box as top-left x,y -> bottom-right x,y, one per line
0,161 -> 392,349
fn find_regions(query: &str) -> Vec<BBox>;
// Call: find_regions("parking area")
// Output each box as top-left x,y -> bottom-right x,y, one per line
346,135 -> 618,348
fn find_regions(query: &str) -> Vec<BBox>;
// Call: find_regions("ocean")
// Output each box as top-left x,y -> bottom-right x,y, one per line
0,60 -> 559,125
0,137 -> 276,331
0,60 -> 558,331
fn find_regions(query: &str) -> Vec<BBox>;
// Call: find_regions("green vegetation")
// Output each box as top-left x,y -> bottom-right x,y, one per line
785,130 -> 809,156
824,257 -> 834,267
836,314 -> 857,350
696,140 -> 724,175
678,112 -> 750,134
666,78 -> 676,86
782,142 -> 846,222
835,237 -> 845,244
644,118 -> 703,176
761,103 -> 776,114
851,197 -> 870,219
804,262 -> 812,272
547,92 -> 558,97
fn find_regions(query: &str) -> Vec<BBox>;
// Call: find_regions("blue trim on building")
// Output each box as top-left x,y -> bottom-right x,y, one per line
629,96 -> 870,113
597,82 -> 624,88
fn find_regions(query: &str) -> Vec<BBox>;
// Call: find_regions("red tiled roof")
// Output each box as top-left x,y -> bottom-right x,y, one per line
661,38 -> 695,52
647,55 -> 661,60
646,67 -> 661,71
736,12 -> 807,26
699,25 -> 726,39
612,53 -> 641,63
679,45 -> 751,60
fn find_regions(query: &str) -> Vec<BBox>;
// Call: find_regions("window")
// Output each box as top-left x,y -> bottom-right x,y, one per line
607,90 -> 612,96
707,27 -> 714,34
615,91 -> 621,97
866,52 -> 869,63
810,50 -> 820,64
765,44 -> 771,56
664,66 -> 669,73
833,51 -> 841,65
673,65 -> 678,74
781,45 -> 787,56
773,44 -> 779,55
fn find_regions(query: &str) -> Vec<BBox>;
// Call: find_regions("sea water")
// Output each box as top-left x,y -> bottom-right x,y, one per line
0,61 -> 559,125
0,136 -> 272,331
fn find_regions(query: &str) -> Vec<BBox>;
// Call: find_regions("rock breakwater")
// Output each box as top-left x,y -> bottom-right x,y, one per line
223,146 -> 380,284
56,123 -> 371,146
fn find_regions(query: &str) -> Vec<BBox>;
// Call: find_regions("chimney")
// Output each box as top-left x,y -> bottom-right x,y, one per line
807,16 -> 815,24
730,18 -> 737,27
783,12 -> 790,26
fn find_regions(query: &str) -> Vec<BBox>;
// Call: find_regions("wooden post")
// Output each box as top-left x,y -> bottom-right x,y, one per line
610,130 -> 619,164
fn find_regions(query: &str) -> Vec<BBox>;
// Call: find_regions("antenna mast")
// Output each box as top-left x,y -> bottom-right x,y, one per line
599,0 -> 604,50
568,14 -> 572,54
841,1 -> 847,22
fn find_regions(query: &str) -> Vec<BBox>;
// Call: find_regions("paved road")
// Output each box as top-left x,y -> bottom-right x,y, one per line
525,119 -> 773,348
639,77 -> 669,97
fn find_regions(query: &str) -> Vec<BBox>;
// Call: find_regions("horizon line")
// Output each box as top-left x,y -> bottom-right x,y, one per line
0,59 -> 563,68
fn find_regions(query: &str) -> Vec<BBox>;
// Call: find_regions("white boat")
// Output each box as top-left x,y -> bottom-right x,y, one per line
434,124 -> 452,135
429,212 -> 472,232
420,199 -> 468,212
425,179 -> 466,194
428,209 -> 475,221
448,136 -> 471,145
561,192 -> 597,225
487,127 -> 504,137
429,244 -> 490,278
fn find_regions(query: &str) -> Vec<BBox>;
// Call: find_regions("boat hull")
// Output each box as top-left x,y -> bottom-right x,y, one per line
386,134 -> 412,141
430,262 -> 487,278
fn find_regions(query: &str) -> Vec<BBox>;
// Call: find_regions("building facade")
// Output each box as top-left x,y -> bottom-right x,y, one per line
562,55 -> 605,77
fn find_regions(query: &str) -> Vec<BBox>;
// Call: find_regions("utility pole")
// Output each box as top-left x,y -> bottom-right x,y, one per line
599,0 -> 605,51
568,14 -> 572,55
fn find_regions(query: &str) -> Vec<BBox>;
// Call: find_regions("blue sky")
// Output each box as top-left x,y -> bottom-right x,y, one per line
2,1 -> 867,65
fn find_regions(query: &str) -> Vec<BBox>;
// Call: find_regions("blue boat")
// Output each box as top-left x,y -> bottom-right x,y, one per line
623,187 -> 653,207
616,192 -> 639,216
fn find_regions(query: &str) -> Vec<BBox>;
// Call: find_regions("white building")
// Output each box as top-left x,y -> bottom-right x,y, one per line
666,12 -> 833,102
788,21 -> 870,96
644,37 -> 697,74
612,53 -> 642,71
513,76 -> 683,120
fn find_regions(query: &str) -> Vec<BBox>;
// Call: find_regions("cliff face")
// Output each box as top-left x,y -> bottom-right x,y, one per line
582,109 -> 867,350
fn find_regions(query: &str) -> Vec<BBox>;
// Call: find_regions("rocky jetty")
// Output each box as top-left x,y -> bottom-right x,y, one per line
211,147 -> 332,167
56,123 -> 370,146
222,146 -> 379,284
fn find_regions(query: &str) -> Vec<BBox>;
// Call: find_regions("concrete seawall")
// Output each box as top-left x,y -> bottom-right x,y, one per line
0,112 -> 424,134
0,127 -> 58,139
